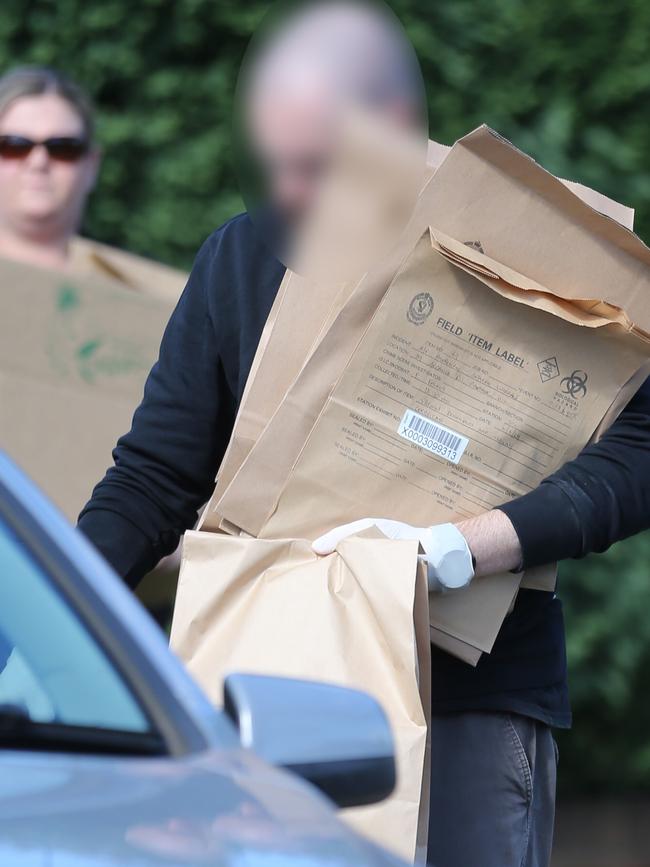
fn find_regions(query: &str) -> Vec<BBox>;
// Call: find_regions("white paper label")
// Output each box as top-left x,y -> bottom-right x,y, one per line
397,409 -> 469,465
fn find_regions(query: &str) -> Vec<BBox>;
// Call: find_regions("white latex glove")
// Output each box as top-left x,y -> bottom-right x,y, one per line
312,518 -> 474,593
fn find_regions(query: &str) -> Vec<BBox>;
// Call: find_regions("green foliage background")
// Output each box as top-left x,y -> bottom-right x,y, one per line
1,0 -> 649,795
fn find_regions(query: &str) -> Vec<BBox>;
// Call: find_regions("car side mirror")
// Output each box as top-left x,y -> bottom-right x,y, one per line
223,673 -> 395,809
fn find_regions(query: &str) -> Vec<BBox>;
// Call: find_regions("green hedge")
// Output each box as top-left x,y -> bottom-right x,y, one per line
2,0 -> 649,795
557,532 -> 650,795
3,0 -> 649,270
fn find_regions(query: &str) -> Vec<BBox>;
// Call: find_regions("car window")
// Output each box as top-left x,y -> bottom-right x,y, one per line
0,519 -> 151,736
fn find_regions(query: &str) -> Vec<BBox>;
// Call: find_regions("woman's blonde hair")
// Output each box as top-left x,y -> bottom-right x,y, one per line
0,66 -> 95,142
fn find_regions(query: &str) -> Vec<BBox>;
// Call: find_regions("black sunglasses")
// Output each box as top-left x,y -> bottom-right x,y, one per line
0,135 -> 90,162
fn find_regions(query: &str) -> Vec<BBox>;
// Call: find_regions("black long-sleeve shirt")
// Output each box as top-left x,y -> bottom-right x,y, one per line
79,214 -> 650,728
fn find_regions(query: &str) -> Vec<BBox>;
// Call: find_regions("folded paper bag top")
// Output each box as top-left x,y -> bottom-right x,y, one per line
426,126 -> 650,332
430,228 -> 650,339
171,530 -> 431,863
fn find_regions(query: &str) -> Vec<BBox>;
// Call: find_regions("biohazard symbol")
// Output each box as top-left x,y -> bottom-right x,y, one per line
560,369 -> 588,398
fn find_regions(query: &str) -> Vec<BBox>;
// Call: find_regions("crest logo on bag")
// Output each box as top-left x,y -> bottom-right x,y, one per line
407,292 -> 434,325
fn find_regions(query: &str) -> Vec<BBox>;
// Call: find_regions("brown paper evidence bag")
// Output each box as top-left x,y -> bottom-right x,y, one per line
170,532 -> 431,863
197,125 -> 650,665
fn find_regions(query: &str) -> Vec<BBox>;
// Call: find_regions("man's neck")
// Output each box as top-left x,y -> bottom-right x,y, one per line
0,226 -> 72,271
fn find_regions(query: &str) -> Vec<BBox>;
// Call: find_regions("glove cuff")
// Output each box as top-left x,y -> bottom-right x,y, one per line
419,523 -> 474,590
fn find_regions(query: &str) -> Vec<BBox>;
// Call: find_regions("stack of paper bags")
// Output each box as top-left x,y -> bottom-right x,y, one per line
171,125 -> 650,861
196,125 -> 650,663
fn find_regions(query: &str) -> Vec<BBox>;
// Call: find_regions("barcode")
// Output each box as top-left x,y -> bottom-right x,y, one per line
397,410 -> 469,465
404,412 -> 462,449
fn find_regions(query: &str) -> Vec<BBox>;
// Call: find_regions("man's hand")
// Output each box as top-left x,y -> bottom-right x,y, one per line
312,518 -> 474,592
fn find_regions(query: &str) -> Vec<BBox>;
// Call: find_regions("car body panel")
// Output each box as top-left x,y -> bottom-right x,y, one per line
0,747 -> 401,867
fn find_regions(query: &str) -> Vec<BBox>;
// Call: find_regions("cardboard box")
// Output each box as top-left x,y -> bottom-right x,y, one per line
0,241 -> 186,521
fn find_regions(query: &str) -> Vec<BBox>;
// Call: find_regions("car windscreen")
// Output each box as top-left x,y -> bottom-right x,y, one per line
0,519 -> 162,754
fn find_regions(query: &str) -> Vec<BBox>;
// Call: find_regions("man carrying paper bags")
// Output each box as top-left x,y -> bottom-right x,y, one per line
78,3 -> 650,866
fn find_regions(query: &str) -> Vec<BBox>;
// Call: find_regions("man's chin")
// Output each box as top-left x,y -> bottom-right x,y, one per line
248,201 -> 307,266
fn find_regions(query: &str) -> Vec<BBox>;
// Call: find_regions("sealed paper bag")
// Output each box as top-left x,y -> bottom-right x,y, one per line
170,532 -> 431,864
202,269 -> 357,517
201,133 -> 447,530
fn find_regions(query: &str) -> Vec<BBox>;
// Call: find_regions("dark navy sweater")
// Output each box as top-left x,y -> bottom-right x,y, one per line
79,214 -> 650,729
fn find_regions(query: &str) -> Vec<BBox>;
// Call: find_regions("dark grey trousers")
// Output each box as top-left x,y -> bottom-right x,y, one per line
427,712 -> 558,867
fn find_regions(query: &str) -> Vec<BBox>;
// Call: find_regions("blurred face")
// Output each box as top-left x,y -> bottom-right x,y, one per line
236,0 -> 427,276
0,93 -> 99,240
249,77 -> 336,221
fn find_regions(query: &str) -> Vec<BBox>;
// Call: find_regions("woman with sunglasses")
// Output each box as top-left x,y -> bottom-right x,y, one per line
0,66 -> 100,271
0,65 -> 187,622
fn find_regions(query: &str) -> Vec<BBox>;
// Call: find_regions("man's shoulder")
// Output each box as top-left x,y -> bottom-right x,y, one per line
203,212 -> 272,261
190,213 -> 285,329
206,211 -> 252,241
198,212 -> 284,307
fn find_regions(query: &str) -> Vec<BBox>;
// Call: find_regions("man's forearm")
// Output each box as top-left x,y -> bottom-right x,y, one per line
456,509 -> 522,577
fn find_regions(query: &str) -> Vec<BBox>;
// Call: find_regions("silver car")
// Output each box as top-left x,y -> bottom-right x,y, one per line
0,451 -> 404,867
